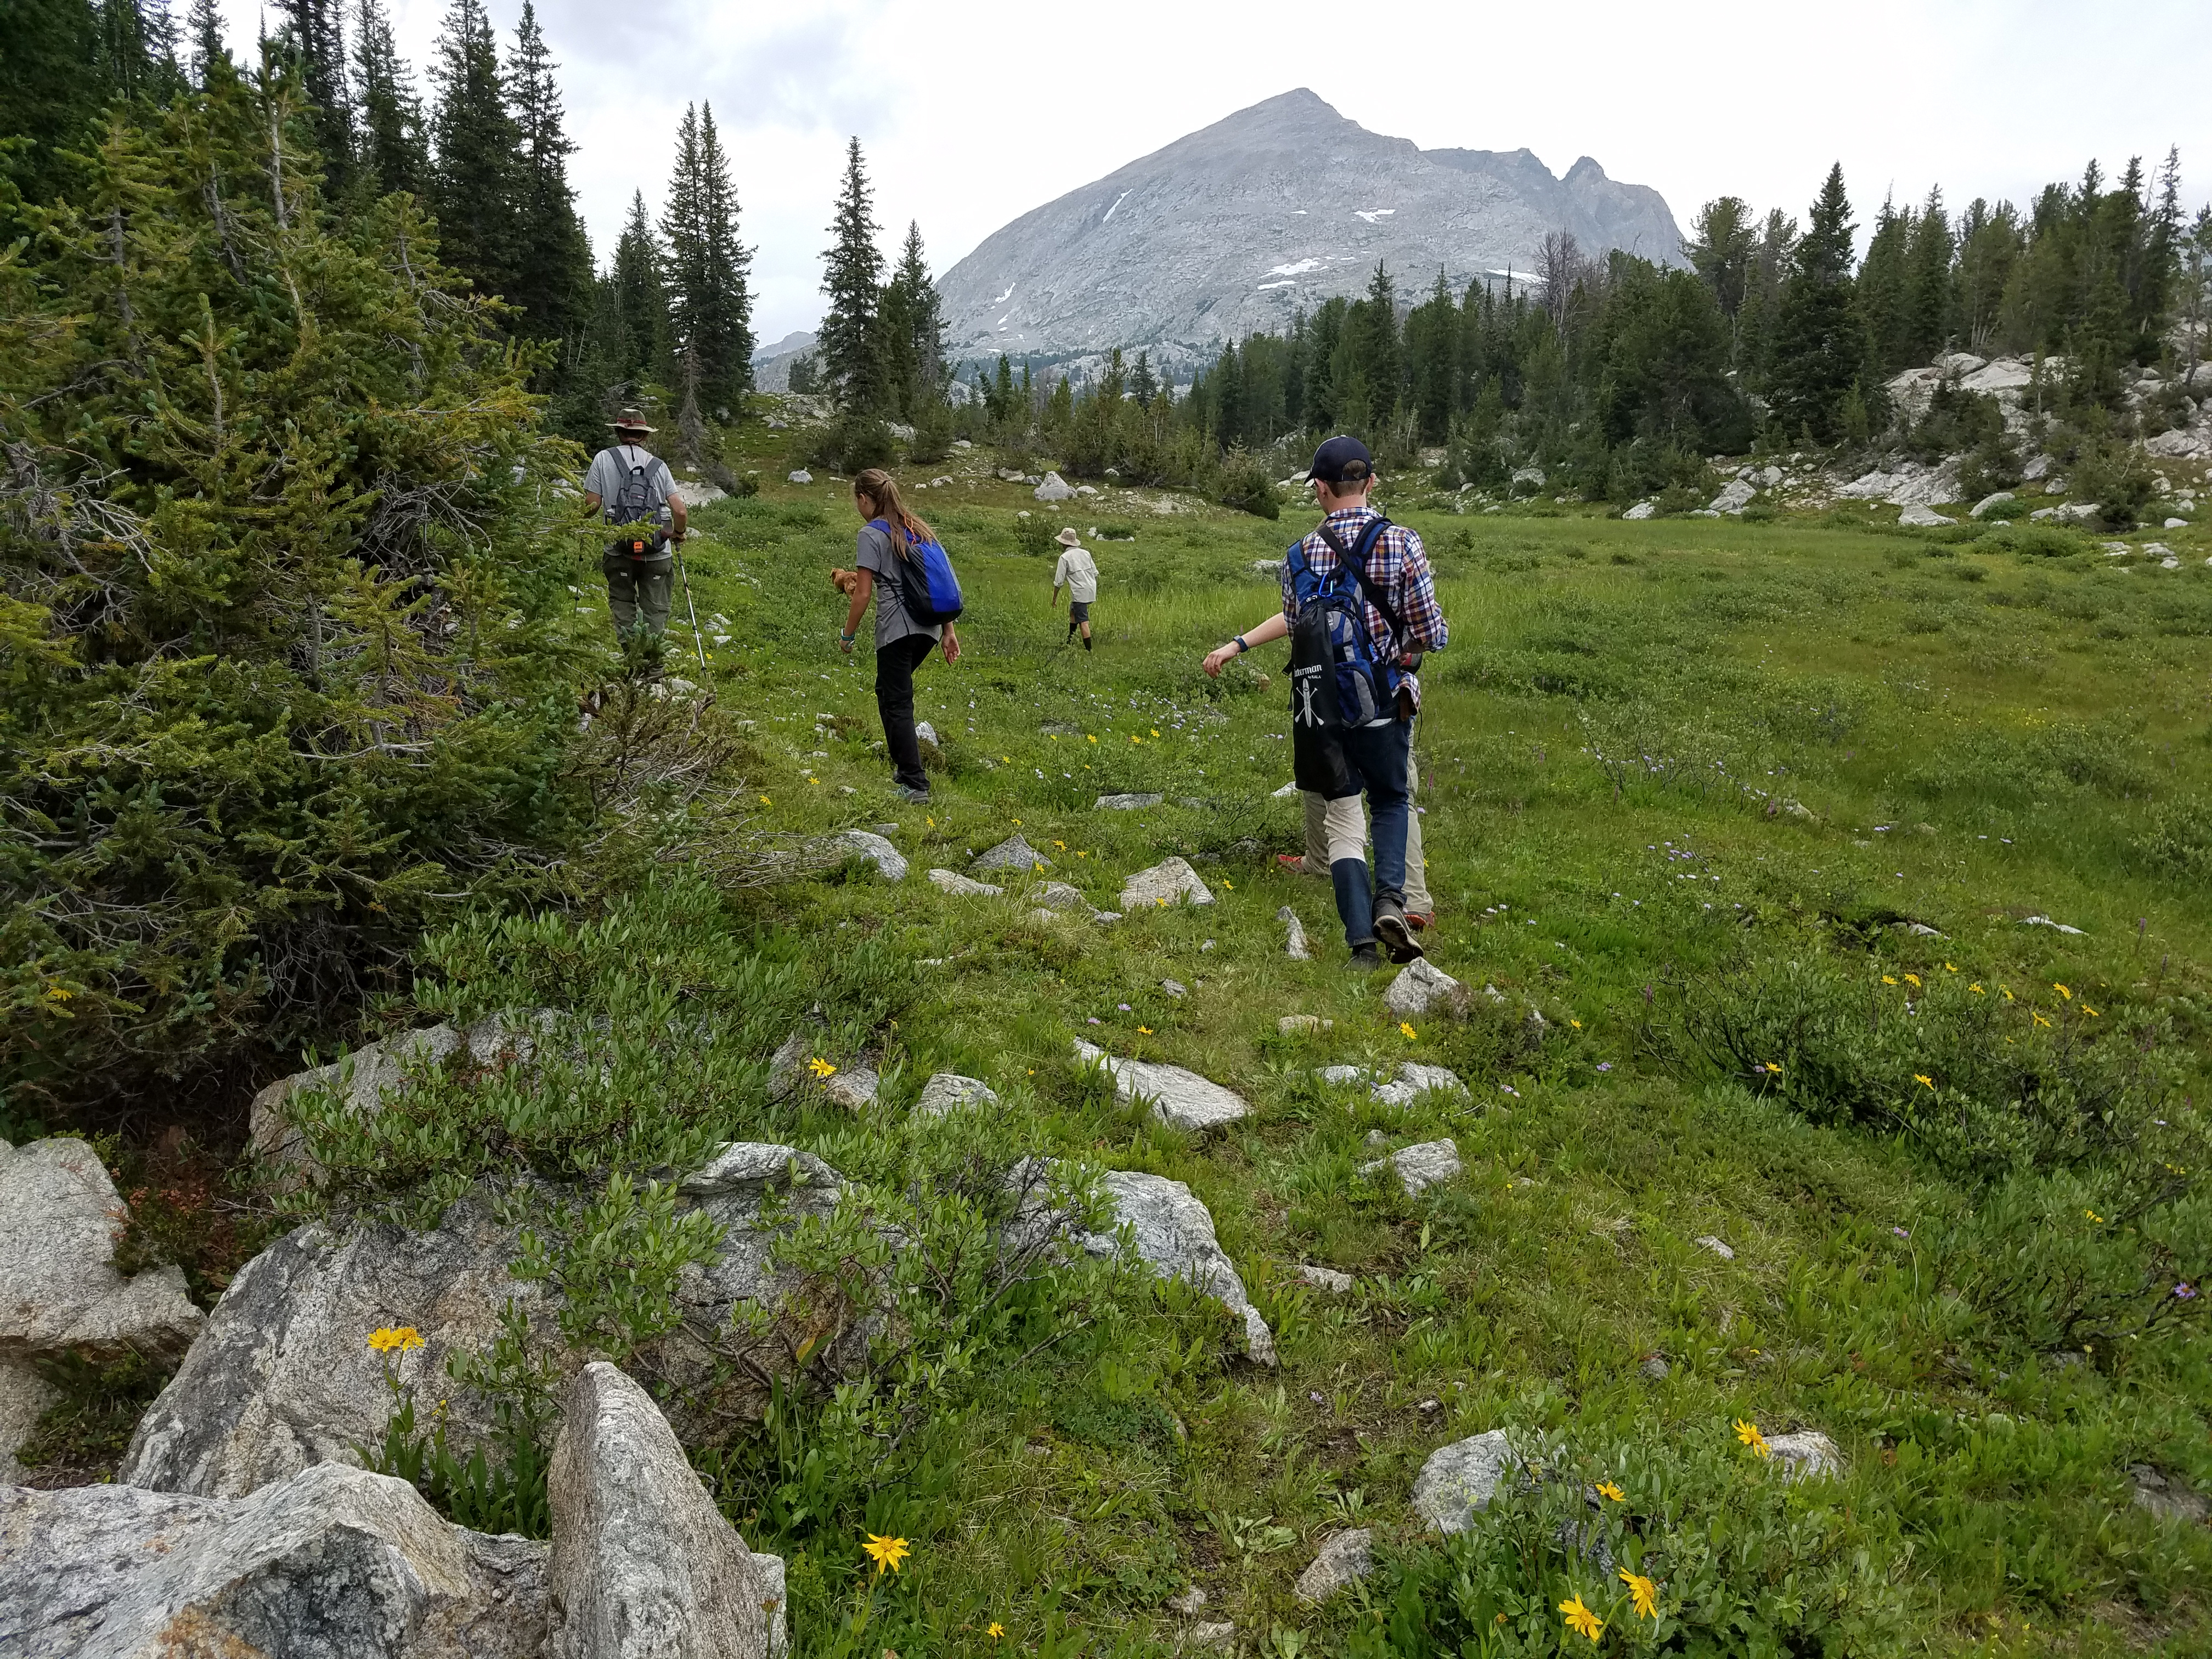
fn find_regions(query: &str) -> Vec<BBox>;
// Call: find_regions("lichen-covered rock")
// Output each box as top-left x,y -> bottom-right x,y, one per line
1278,906 -> 1312,960
915,1074 -> 1000,1116
1120,857 -> 1213,910
1294,1528 -> 1374,1603
1766,1429 -> 1844,1482
1297,1264 -> 1352,1293
1095,793 -> 1163,810
1359,1138 -> 1462,1197
1369,1063 -> 1466,1107
1069,1169 -> 1274,1365
1413,1429 -> 1519,1533
549,1362 -> 785,1659
828,830 -> 907,882
1,1357 -> 58,1482
0,1137 -> 202,1365
1073,1039 -> 1250,1131
0,1460 -> 549,1659
927,868 -> 1003,897
1384,960 -> 1469,1018
972,834 -> 1051,873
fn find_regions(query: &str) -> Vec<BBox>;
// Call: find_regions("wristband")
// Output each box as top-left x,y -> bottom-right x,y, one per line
1233,635 -> 1248,654
840,631 -> 855,642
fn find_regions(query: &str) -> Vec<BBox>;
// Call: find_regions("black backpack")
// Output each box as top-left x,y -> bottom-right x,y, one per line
1286,516 -> 1406,795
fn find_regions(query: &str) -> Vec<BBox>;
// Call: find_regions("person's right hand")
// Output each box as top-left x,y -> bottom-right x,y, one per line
1202,645 -> 1235,678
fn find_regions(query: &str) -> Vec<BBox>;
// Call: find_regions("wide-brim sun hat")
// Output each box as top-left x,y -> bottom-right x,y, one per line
608,408 -> 656,433
1055,527 -> 1082,546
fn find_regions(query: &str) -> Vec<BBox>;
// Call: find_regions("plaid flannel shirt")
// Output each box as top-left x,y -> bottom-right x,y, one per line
1278,507 -> 1448,712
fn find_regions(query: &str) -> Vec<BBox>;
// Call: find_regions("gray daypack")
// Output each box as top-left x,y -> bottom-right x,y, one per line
603,443 -> 672,567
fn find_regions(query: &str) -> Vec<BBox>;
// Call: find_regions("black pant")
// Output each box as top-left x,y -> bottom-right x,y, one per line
876,633 -> 938,791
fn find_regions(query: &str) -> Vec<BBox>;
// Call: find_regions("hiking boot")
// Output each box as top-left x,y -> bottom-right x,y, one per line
1374,900 -> 1425,963
1406,912 -> 1435,934
1275,853 -> 1308,873
895,784 -> 931,804
1350,944 -> 1383,971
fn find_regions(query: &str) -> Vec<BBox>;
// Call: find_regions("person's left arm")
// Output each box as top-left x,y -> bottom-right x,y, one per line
1391,530 -> 1449,654
1202,610 -> 1288,676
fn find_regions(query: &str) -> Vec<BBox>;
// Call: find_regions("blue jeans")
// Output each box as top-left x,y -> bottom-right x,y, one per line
1328,720 -> 1412,946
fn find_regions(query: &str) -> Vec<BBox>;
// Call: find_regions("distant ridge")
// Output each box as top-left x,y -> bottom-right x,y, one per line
936,89 -> 1681,374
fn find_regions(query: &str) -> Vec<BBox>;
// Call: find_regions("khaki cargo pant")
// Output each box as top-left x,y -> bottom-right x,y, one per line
605,553 -> 674,640
1301,749 -> 1431,913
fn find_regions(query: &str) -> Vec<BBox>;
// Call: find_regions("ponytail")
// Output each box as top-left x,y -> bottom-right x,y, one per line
854,468 -> 935,559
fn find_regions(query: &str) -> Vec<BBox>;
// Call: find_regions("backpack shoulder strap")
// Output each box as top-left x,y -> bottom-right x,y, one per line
1314,516 -> 1407,640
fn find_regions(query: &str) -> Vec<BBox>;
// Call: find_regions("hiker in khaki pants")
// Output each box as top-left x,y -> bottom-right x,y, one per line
1282,748 -> 1433,929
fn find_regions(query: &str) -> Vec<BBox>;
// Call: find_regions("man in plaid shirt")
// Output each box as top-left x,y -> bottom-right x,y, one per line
1202,436 -> 1448,967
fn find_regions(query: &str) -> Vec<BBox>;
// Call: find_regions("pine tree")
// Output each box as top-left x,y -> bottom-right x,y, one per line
275,0 -> 354,194
352,0 -> 426,200
879,220 -> 944,417
660,103 -> 753,415
1904,189 -> 1955,365
612,191 -> 670,383
428,0 -> 520,303
1131,351 -> 1156,405
1769,164 -> 1870,443
185,0 -> 228,85
1854,194 -> 1912,371
819,137 -> 887,415
501,2 -> 591,346
1954,199 -> 2022,354
1,0 -> 165,205
1683,197 -> 1756,320
1405,269 -> 1459,443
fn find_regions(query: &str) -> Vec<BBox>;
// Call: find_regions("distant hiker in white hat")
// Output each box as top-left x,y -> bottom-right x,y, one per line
582,409 -> 686,647
1051,527 -> 1099,651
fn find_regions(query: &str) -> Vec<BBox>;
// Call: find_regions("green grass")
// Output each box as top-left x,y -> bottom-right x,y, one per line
446,452 -> 2212,1654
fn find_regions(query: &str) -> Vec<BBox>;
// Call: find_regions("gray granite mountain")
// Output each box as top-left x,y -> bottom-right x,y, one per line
938,88 -> 1681,375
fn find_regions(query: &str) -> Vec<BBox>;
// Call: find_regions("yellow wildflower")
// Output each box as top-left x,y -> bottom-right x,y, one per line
2032,1013 -> 2052,1029
2054,983 -> 2071,1000
1138,1026 -> 1153,1035
1763,1062 -> 1783,1074
1150,729 -> 1160,737
1970,984 -> 1984,994
1619,1568 -> 1659,1620
1914,1074 -> 1934,1091
808,1057 -> 838,1078
1001,755 -> 1010,763
1086,734 -> 1096,743
807,776 -> 819,786
44,985 -> 74,1002
759,795 -> 772,806
1596,1481 -> 1624,1502
1560,1594 -> 1605,1642
2083,1005 -> 2099,1017
1400,1022 -> 1418,1040
862,1533 -> 911,1576
1054,840 -> 1066,850
987,1624 -> 1005,1640
2001,986 -> 2014,1001
1734,1418 -> 1769,1457
2085,1209 -> 2104,1224
1570,1018 -> 1583,1029
368,1326 -> 425,1354
1944,962 -> 1957,973
1904,973 -> 1921,987
1882,975 -> 1897,986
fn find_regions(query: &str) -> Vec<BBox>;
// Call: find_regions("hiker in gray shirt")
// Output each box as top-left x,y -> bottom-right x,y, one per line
1051,528 -> 1099,651
582,409 -> 687,647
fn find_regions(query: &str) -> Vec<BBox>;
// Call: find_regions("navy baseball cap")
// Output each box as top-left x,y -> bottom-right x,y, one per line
1307,435 -> 1375,486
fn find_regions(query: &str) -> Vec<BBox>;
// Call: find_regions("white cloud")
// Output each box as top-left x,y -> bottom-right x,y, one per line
221,0 -> 2212,343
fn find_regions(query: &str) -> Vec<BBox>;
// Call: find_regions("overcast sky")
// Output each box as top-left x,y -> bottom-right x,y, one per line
217,0 -> 2212,347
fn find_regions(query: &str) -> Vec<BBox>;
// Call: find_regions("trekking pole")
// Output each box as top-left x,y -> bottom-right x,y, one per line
673,530 -> 708,673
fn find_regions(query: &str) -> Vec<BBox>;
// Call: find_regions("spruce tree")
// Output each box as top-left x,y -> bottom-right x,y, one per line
275,0 -> 354,195
612,190 -> 670,383
1854,194 -> 1912,371
185,0 -> 228,85
503,1 -> 591,346
659,103 -> 753,415
352,0 -> 427,200
1406,268 -> 1459,443
1904,190 -> 1955,365
1131,351 -> 1156,405
818,136 -> 887,415
879,219 -> 944,417
428,0 -> 520,303
1768,164 -> 1870,443
1683,197 -> 1756,320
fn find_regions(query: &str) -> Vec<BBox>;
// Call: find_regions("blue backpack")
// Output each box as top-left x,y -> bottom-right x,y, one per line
1284,515 -> 1406,736
870,518 -> 964,625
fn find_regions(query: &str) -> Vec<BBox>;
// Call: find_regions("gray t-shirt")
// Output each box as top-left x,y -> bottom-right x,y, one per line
856,522 -> 943,651
584,444 -> 675,525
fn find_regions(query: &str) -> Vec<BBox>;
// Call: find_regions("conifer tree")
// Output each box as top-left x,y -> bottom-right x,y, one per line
1683,197 -> 1756,320
1131,351 -> 1156,405
819,137 -> 887,415
659,103 -> 753,415
1854,193 -> 1912,371
352,0 -> 426,200
1769,164 -> 1870,443
1406,269 -> 1460,443
185,0 -> 228,85
612,190 -> 670,383
1904,190 -> 1955,365
879,219 -> 944,417
2,0 -> 167,204
503,1 -> 591,345
428,0 -> 521,303
276,0 -> 354,195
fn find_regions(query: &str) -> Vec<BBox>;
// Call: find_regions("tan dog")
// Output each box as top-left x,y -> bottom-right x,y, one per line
830,567 -> 862,597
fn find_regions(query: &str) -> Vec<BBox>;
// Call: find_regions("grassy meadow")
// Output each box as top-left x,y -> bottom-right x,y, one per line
503,428 -> 2212,1657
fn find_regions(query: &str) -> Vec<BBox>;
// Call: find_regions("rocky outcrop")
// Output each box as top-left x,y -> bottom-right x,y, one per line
549,1362 -> 786,1659
0,1460 -> 550,1659
0,1138 -> 203,1367
1073,1039 -> 1250,1131
1,1359 -> 58,1483
122,1146 -> 848,1501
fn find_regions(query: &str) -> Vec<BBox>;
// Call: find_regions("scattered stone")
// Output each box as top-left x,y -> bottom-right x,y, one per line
927,868 -> 1003,898
1765,1429 -> 1844,1482
1071,1169 -> 1274,1364
1362,1129 -> 1390,1152
1160,979 -> 1188,998
821,1065 -> 879,1111
1120,856 -> 1213,910
1385,959 -> 1468,1018
973,834 -> 1050,873
2022,915 -> 2086,936
1166,1586 -> 1209,1616
786,469 -> 812,484
0,1137 -> 204,1364
1779,799 -> 1818,821
1190,1622 -> 1237,1648
829,830 -> 907,882
2166,517 -> 2190,529
1694,1234 -> 1736,1261
1621,500 -> 1656,520
549,1362 -> 785,1659
1413,1430 -> 1519,1533
872,822 -> 900,836
0,1462 -> 551,1659
1250,558 -> 1285,574
1277,1015 -> 1333,1035
1899,503 -> 1956,526
1031,881 -> 1091,912
1294,1528 -> 1375,1604
1023,907 -> 1060,924
1370,1062 -> 1468,1107
1708,478 -> 1756,514
1297,1265 -> 1353,1293
915,1073 -> 999,1116
914,720 -> 939,747
2129,1464 -> 2211,1525
929,476 -> 954,488
1271,780 -> 1301,798
1073,1040 -> 1250,1132
1278,906 -> 1312,961
1034,471 -> 1076,501
1638,1355 -> 1669,1380
1969,491 -> 2016,518
1094,792 -> 1164,810
1361,1138 -> 1462,1197
2054,502 -> 2100,523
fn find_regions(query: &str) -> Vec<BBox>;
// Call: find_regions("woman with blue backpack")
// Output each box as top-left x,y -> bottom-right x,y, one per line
840,468 -> 964,803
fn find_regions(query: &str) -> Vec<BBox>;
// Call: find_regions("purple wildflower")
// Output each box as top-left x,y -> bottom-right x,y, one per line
2176,1283 -> 2199,1301
1086,1017 -> 1102,1026
1596,1062 -> 1614,1073
1892,1227 -> 1910,1239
